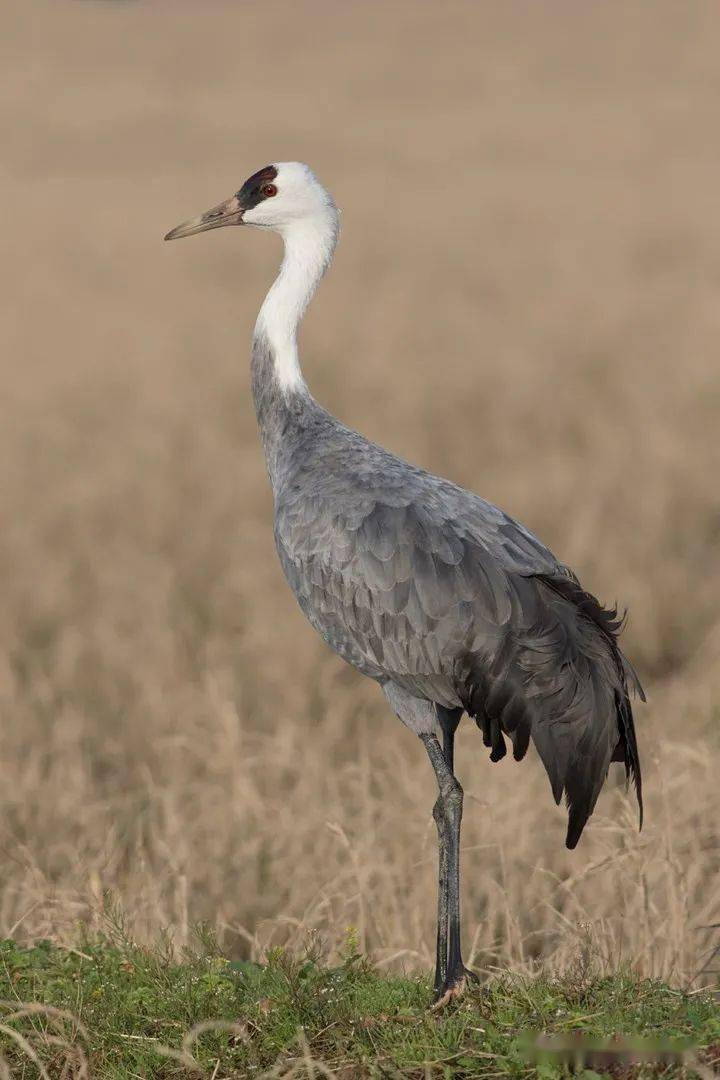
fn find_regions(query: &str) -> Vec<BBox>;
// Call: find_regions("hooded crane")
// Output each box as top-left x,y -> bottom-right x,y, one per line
165,162 -> 644,1006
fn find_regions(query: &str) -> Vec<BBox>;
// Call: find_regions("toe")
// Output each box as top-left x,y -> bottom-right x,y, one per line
430,973 -> 469,1010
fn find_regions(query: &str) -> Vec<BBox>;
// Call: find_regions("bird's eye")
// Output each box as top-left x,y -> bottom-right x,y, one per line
262,184 -> 278,198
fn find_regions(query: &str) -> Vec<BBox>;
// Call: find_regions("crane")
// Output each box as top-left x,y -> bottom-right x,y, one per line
165,162 -> 644,1006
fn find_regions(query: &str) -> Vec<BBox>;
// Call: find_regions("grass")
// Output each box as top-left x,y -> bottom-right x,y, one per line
1,937 -> 718,1078
3,0 -> 720,1027
3,8 -> 720,1076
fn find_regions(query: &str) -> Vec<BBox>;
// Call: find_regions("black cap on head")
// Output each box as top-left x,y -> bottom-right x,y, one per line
236,165 -> 278,211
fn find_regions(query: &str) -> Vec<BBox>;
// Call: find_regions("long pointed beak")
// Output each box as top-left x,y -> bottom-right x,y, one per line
164,194 -> 244,241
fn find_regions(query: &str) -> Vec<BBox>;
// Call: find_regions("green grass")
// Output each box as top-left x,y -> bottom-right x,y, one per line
0,937 -> 717,1078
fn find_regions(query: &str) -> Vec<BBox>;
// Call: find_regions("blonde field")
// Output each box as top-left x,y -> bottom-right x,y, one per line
1,1 -> 719,987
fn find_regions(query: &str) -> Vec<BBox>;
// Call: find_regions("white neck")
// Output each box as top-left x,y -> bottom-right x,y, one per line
254,209 -> 339,392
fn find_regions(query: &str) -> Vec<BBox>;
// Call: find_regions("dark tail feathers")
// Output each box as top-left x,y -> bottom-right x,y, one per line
534,574 -> 644,846
457,572 -> 644,849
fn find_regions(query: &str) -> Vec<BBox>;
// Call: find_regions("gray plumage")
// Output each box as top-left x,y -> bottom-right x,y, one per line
254,336 -> 644,851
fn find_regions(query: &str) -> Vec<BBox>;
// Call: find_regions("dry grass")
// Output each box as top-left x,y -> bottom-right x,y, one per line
1,1 -> 719,987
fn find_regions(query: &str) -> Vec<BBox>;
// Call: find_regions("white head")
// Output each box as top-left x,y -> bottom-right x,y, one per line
165,163 -> 340,393
164,161 -> 338,241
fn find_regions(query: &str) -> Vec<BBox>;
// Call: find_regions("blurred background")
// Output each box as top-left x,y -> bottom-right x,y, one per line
1,1 -> 719,984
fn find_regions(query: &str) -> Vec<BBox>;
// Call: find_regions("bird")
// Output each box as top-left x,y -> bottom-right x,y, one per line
165,162 -> 644,1006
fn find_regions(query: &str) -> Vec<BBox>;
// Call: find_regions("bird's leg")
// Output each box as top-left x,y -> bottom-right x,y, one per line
432,708 -> 460,994
422,723 -> 477,1007
432,791 -> 449,995
444,766 -> 477,996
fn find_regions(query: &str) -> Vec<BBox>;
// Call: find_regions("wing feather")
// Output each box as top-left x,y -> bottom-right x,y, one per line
275,444 -> 642,846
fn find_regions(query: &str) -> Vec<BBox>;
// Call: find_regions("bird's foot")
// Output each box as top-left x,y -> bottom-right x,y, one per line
431,965 -> 479,1010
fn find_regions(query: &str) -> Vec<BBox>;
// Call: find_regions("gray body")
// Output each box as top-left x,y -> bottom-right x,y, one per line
253,337 -> 643,851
